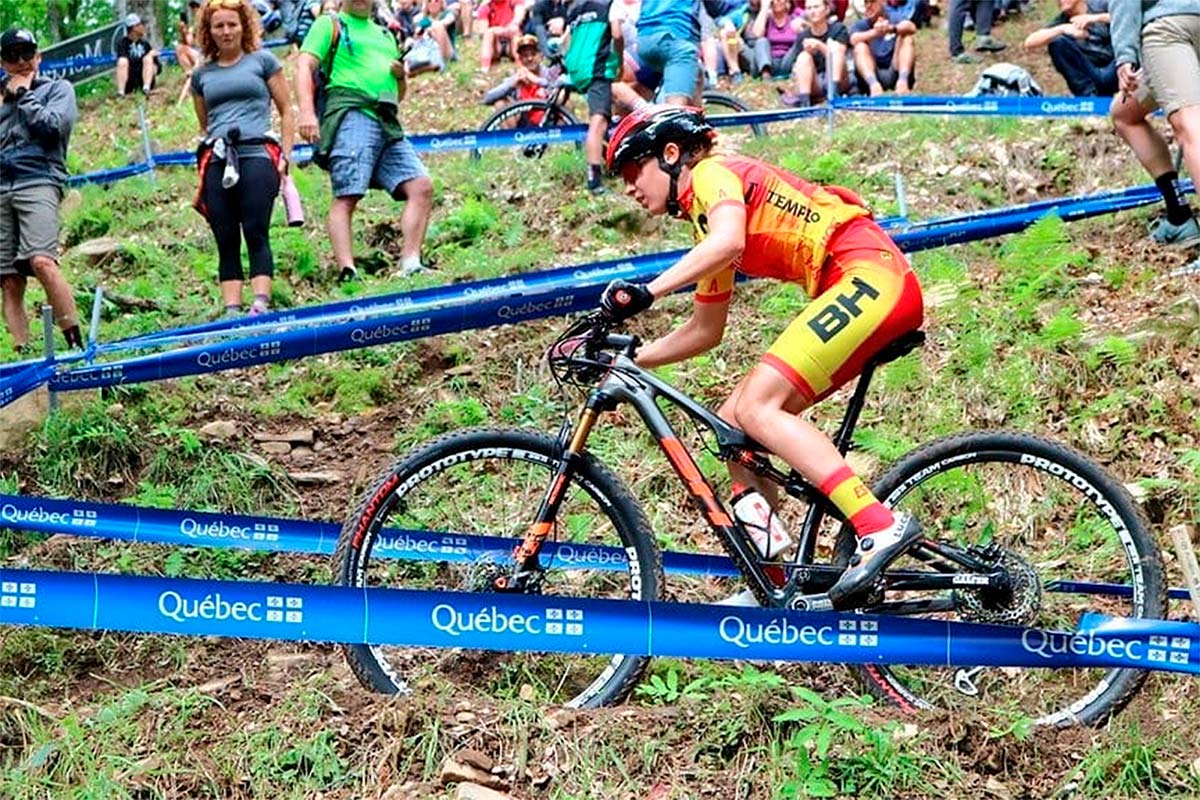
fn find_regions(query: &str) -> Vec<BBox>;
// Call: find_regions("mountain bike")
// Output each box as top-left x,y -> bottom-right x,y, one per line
474,55 -> 766,160
334,312 -> 1165,726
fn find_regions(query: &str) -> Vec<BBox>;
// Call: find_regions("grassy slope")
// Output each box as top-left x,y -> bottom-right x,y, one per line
2,2 -> 1200,798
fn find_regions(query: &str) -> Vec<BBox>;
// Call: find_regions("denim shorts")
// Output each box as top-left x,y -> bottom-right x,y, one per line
0,184 -> 61,277
637,30 -> 701,100
329,110 -> 429,199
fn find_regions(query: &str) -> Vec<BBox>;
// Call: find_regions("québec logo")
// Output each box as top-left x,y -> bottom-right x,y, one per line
430,604 -> 584,637
1021,629 -> 1192,665
158,591 -> 303,624
375,533 -> 468,555
1,581 -> 36,609
718,615 -> 880,650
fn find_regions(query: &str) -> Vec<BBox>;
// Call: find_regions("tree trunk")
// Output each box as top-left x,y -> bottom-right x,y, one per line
128,0 -> 162,47
48,0 -> 64,42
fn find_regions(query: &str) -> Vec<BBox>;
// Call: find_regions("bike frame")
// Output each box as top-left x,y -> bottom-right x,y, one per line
516,332 -> 1007,611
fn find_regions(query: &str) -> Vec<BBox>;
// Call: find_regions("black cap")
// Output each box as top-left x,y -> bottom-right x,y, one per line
0,28 -> 38,59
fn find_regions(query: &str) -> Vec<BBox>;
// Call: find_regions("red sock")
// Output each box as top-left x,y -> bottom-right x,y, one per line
818,466 -> 895,537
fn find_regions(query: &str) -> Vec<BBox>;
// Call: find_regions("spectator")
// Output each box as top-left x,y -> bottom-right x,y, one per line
564,0 -> 623,194
850,0 -> 916,95
405,17 -> 447,73
739,0 -> 765,73
708,1 -> 751,86
478,0 -> 527,69
292,0 -> 324,47
529,0 -> 569,51
296,0 -> 433,280
751,0 -> 805,78
0,28 -> 83,353
115,13 -> 162,96
1023,0 -> 1115,97
419,0 -> 461,60
481,33 -> 555,110
177,0 -> 203,76
783,0 -> 849,106
635,0 -> 726,104
947,0 -> 1006,64
1110,0 -> 1200,252
191,0 -> 295,316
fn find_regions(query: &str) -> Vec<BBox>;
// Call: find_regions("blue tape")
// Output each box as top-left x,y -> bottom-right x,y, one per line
0,362 -> 56,410
831,95 -> 1112,117
0,494 -> 735,578
1,566 -> 1197,673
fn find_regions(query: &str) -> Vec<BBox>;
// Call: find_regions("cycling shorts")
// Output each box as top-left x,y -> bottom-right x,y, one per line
760,216 -> 923,405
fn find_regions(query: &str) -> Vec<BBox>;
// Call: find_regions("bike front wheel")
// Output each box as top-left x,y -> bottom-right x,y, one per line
334,427 -> 663,708
473,101 -> 581,160
834,430 -> 1166,727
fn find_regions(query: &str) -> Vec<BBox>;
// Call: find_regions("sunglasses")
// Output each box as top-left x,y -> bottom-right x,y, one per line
207,0 -> 243,8
1,46 -> 36,62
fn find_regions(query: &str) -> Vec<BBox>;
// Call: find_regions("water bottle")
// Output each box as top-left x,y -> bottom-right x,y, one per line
730,486 -> 792,558
281,174 -> 304,227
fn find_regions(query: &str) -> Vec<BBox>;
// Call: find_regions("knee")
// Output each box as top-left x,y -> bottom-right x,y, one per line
731,394 -> 772,440
28,255 -> 59,279
407,176 -> 435,206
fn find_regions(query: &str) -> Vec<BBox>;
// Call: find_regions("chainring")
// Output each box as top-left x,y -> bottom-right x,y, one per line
955,547 -> 1043,626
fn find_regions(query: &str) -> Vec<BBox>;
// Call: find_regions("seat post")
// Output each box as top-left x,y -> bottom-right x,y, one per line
832,362 -> 877,455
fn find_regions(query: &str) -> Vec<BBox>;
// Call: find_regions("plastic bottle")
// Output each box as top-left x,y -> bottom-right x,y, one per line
281,175 -> 305,227
730,486 -> 792,558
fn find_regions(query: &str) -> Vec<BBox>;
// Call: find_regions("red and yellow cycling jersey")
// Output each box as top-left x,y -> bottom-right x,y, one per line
677,154 -> 870,301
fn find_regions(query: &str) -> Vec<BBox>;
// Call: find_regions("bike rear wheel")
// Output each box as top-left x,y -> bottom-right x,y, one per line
701,91 -> 766,138
334,427 -> 663,708
834,430 -> 1165,727
473,101 -> 580,160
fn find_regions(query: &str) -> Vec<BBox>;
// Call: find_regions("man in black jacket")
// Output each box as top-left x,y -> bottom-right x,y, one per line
0,28 -> 83,353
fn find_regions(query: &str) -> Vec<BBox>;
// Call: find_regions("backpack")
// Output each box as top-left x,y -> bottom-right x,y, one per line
967,62 -> 1044,98
312,12 -> 343,122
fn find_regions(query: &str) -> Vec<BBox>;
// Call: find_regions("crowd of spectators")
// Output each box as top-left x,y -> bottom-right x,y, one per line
4,0 -> 1200,354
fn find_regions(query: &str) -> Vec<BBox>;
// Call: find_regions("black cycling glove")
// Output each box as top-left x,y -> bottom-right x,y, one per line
599,280 -> 654,322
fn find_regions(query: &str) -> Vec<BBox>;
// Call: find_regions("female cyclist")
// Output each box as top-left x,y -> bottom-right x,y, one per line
599,104 -> 924,605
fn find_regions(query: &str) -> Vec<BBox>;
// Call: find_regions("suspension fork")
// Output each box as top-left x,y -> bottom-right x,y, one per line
510,400 -> 603,577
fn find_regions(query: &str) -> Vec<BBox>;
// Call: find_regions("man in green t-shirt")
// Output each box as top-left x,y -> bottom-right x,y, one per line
563,0 -> 623,194
295,0 -> 433,280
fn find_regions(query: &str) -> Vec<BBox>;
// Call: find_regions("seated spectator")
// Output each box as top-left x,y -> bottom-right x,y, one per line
712,1 -> 751,85
850,0 -> 916,95
783,0 -> 849,106
886,0 -> 929,28
528,0 -> 568,51
176,0 -> 202,76
405,18 -> 446,73
481,33 -> 555,109
1022,0 -> 1114,96
419,0 -> 460,60
947,0 -> 1005,64
751,0 -> 805,78
115,14 -> 161,96
478,0 -> 526,69
739,0 -> 764,73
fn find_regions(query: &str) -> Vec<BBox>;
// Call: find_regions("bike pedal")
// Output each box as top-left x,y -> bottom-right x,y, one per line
790,592 -> 833,612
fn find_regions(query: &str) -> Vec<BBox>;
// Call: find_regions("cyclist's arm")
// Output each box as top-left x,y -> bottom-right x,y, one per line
646,202 -> 746,299
636,295 -> 730,368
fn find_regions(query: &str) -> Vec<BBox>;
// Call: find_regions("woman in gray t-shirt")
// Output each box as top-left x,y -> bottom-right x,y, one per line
191,0 -> 295,317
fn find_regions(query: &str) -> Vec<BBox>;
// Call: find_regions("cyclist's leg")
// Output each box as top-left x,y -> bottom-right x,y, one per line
730,217 -> 923,594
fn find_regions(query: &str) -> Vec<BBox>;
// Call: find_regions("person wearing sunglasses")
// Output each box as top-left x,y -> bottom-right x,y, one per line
115,13 -> 163,97
0,28 -> 84,355
191,0 -> 296,317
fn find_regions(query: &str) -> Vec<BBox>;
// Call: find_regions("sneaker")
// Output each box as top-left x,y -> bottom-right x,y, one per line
952,52 -> 982,64
400,255 -> 426,275
715,588 -> 760,607
731,72 -> 745,86
1149,215 -> 1200,247
1169,254 -> 1200,277
338,265 -> 359,283
973,35 -> 1007,52
827,513 -> 923,606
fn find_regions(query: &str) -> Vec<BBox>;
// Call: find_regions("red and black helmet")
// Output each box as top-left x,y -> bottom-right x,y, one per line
605,104 -> 716,174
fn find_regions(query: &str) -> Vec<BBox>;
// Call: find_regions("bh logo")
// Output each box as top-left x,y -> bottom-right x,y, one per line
1,581 -> 36,609
1148,635 -> 1191,666
837,619 -> 878,647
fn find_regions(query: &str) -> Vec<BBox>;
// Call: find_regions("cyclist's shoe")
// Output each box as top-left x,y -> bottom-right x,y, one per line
715,588 -> 760,607
828,513 -> 922,607
1149,215 -> 1200,247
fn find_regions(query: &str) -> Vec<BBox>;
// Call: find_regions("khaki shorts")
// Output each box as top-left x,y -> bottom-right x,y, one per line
1141,14 -> 1200,116
0,184 -> 62,278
